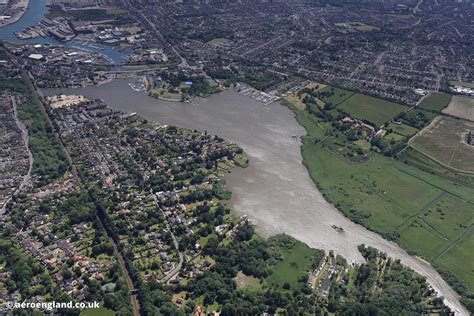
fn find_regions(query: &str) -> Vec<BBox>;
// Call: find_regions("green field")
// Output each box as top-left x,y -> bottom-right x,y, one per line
148,87 -> 182,101
436,230 -> 474,292
338,93 -> 407,126
287,89 -> 474,300
284,93 -> 306,110
335,22 -> 379,32
266,237 -> 319,290
285,101 -> 327,140
418,92 -> 451,112
387,123 -> 419,137
317,86 -> 354,105
421,195 -> 473,241
387,14 -> 416,19
234,271 -> 262,291
398,219 -> 447,260
302,143 -> 443,233
207,38 -> 228,46
46,5 -> 123,21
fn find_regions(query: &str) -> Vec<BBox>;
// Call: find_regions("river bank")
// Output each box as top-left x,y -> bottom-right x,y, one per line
0,0 -> 130,65
42,80 -> 467,315
0,0 -> 29,28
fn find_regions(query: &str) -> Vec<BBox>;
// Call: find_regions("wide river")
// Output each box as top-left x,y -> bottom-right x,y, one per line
44,80 -> 467,315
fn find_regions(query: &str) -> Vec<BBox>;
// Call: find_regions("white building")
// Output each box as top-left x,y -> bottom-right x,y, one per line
28,54 -> 44,61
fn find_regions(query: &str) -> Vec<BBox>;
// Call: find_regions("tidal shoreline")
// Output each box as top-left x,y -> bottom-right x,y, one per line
0,0 -> 29,28
42,80 -> 468,315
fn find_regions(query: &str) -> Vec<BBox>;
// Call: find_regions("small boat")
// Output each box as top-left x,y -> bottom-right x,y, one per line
331,225 -> 344,233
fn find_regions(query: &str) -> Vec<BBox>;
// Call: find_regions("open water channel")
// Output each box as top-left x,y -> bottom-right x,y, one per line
0,0 -> 130,64
44,79 -> 468,314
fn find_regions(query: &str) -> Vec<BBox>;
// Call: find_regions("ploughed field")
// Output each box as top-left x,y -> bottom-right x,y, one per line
411,116 -> 474,173
442,96 -> 474,121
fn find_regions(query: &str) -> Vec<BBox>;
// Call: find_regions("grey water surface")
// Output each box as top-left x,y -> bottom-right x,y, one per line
43,80 -> 467,315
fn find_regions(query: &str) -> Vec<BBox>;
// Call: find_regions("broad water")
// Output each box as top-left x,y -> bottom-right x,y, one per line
43,80 -> 467,315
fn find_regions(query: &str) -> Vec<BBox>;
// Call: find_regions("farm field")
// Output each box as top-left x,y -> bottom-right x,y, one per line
436,230 -> 474,292
317,86 -> 354,105
397,193 -> 473,262
398,219 -> 447,260
418,92 -> 451,112
420,195 -> 473,241
302,141 -> 443,233
338,93 -> 407,126
288,86 -> 474,301
442,95 -> 474,121
411,116 -> 474,173
399,148 -> 474,188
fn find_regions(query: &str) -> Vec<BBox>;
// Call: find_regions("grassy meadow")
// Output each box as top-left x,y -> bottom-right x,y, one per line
337,93 -> 407,126
418,92 -> 451,112
284,83 -> 474,299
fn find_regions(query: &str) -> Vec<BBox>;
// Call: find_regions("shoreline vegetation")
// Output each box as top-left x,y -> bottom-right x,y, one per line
0,75 -> 452,315
145,73 -> 223,103
44,90 -> 446,314
282,82 -> 474,313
